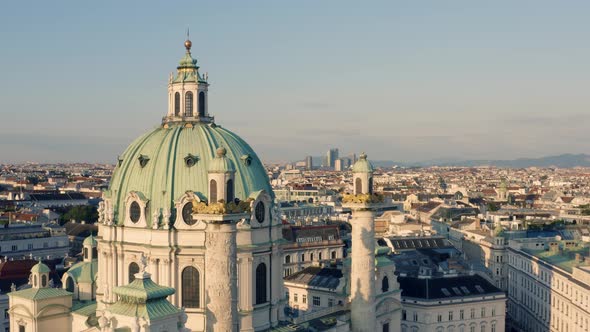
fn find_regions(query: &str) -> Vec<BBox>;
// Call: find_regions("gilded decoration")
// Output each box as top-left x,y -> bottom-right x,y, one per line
191,198 -> 253,214
342,193 -> 384,204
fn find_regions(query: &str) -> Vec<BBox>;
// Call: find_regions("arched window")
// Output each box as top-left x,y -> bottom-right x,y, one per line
42,275 -> 47,287
255,263 -> 267,304
285,255 -> 291,264
185,91 -> 193,117
92,247 -> 98,259
331,251 -> 336,259
182,266 -> 200,308
310,253 -> 314,261
226,179 -> 234,202
369,177 -> 374,194
129,262 -> 140,283
210,179 -> 218,203
66,277 -> 75,292
174,92 -> 180,116
382,276 -> 390,292
355,177 -> 362,194
84,248 -> 88,260
198,91 -> 206,117
319,252 -> 323,260
34,275 -> 38,287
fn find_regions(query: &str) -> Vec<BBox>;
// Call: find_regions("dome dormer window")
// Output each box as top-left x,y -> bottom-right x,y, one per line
184,154 -> 199,167
138,154 -> 150,168
185,91 -> 194,117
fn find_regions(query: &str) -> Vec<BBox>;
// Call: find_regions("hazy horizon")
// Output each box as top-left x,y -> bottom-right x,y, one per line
1,1 -> 589,164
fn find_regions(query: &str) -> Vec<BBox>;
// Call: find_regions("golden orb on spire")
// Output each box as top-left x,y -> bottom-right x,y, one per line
184,39 -> 192,51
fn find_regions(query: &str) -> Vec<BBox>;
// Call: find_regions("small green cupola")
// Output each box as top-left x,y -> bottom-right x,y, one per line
83,234 -> 98,262
351,152 -> 374,195
30,261 -> 51,289
165,33 -> 212,124
208,147 -> 236,204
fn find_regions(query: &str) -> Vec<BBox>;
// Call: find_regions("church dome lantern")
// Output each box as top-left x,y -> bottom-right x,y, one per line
351,152 -> 374,195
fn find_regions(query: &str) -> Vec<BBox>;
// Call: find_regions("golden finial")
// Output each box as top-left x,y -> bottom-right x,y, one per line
184,27 -> 192,51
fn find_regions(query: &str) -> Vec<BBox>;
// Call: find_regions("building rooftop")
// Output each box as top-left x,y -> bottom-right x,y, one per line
284,266 -> 343,290
523,244 -> 590,273
398,274 -> 503,300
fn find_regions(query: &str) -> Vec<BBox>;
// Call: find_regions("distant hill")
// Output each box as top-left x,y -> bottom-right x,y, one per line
407,154 -> 590,168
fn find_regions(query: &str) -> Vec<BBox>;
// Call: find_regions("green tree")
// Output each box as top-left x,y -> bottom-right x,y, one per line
59,205 -> 98,225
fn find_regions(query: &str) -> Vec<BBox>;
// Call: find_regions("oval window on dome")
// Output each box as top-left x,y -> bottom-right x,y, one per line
182,202 -> 196,225
255,201 -> 265,223
129,201 -> 141,223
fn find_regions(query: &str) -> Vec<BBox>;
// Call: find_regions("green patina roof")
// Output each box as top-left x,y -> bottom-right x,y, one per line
83,234 -> 97,247
72,301 -> 97,316
208,147 -> 236,173
113,275 -> 175,302
110,276 -> 179,320
66,260 -> 98,284
106,122 -> 274,227
351,153 -> 374,173
9,287 -> 72,300
109,298 -> 180,320
30,262 -> 51,274
172,47 -> 206,83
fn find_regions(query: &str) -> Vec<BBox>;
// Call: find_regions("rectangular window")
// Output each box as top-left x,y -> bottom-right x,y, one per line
19,326 -> 25,332
294,294 -> 298,303
302,294 -> 307,304
11,245 -> 17,252
313,296 -> 321,306
43,242 -> 48,248
460,309 -> 464,320
413,312 -> 418,322
402,310 -> 407,321
328,298 -> 334,307
437,314 -> 442,322
285,291 -> 289,301
27,243 -> 33,250
481,307 -> 486,317
471,308 -> 475,318
449,311 -> 453,321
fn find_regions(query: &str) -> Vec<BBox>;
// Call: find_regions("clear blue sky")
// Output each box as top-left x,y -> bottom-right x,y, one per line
1,1 -> 589,163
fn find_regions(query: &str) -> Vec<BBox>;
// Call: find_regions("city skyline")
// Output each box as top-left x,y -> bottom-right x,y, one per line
2,1 -> 590,164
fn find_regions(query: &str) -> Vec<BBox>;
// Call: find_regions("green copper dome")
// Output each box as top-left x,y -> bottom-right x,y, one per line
31,262 -> 51,274
83,234 -> 97,247
106,122 -> 273,227
351,152 -> 374,173
209,147 -> 236,173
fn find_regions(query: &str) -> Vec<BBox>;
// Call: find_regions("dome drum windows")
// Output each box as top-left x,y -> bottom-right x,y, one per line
198,91 -> 206,117
174,92 -> 180,116
124,192 -> 149,227
185,91 -> 193,117
182,202 -> 196,225
129,202 -> 141,223
255,201 -> 265,223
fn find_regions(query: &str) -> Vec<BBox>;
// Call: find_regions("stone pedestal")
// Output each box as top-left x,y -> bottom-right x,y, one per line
349,209 -> 376,332
202,214 -> 241,332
